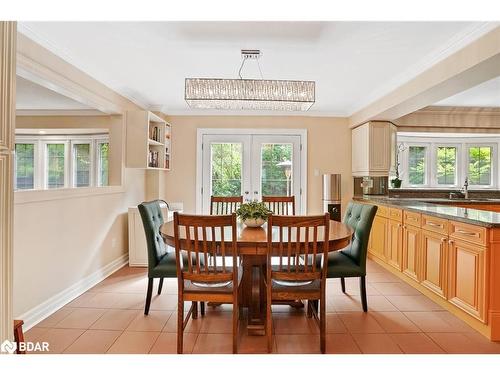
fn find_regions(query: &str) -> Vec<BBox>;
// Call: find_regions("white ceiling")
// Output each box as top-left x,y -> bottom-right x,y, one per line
16,76 -> 93,110
18,21 -> 499,116
434,76 -> 500,108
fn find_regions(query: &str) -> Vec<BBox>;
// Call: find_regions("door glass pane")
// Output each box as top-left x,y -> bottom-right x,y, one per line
261,143 -> 293,196
73,143 -> 91,187
211,143 -> 242,196
408,146 -> 426,185
469,146 -> 492,185
15,143 -> 35,190
436,146 -> 457,185
46,144 -> 65,189
98,142 -> 109,187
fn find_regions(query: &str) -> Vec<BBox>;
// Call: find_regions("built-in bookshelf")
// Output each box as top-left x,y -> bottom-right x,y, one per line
126,110 -> 171,170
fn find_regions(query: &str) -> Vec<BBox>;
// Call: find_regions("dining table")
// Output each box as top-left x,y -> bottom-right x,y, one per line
160,218 -> 353,335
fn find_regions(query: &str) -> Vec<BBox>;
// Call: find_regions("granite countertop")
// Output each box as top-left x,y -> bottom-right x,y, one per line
357,196 -> 500,228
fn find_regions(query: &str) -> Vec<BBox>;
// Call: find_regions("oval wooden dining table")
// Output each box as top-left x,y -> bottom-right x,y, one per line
160,219 -> 353,335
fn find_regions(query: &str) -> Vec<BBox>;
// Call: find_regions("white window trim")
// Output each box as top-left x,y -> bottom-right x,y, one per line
402,142 -> 431,188
398,135 -> 499,190
431,143 -> 462,188
465,143 -> 497,189
14,134 -> 110,192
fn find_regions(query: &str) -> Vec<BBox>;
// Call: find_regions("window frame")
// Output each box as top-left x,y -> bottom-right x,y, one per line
71,139 -> 94,188
13,139 -> 39,191
465,143 -> 497,189
14,134 -> 110,192
402,142 -> 431,188
95,138 -> 110,187
431,143 -> 462,188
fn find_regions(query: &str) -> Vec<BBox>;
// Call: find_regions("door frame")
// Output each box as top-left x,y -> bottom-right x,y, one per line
196,128 -> 307,214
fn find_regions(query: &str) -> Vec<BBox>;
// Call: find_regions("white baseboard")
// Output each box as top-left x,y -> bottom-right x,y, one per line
19,253 -> 129,331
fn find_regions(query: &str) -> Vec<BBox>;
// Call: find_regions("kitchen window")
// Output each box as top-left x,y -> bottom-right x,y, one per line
398,135 -> 498,189
14,134 -> 109,191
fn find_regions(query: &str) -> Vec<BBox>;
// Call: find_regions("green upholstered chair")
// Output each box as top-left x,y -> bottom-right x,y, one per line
138,200 -> 177,315
325,202 -> 377,312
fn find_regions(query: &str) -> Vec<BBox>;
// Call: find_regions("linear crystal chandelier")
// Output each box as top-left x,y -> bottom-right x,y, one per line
185,50 -> 315,111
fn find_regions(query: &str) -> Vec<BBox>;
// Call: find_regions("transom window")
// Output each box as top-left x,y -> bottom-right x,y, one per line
14,134 -> 109,191
397,135 -> 497,189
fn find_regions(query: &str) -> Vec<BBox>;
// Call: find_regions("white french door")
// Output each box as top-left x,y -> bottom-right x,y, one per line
199,131 -> 305,214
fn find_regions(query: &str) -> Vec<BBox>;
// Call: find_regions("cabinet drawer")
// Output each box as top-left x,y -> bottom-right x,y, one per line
449,221 -> 487,246
389,208 -> 403,222
421,215 -> 448,235
404,211 -> 421,227
377,205 -> 390,218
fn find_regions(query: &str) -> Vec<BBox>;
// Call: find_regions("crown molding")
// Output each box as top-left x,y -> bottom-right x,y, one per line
16,109 -> 108,117
416,105 -> 500,116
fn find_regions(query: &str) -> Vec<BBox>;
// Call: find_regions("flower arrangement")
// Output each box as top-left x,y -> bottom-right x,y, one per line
236,201 -> 272,227
391,143 -> 407,188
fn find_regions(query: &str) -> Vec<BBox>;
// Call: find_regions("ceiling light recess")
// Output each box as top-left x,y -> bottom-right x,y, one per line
185,50 -> 315,111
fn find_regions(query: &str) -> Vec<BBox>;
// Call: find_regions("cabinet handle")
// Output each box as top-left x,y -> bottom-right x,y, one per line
441,237 -> 447,242
456,229 -> 477,236
448,239 -> 454,245
427,222 -> 442,228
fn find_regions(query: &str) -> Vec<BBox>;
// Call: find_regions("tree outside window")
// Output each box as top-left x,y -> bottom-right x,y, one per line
437,146 -> 457,185
408,146 -> 426,185
469,146 -> 492,185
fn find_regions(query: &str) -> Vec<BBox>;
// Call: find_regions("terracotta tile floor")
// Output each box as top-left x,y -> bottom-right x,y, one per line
24,259 -> 500,354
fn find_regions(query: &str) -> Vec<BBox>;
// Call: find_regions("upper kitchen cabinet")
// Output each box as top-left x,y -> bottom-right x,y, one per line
352,121 -> 396,176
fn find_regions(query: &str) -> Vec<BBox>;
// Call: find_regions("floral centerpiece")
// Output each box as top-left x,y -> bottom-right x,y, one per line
236,201 -> 272,227
391,143 -> 407,188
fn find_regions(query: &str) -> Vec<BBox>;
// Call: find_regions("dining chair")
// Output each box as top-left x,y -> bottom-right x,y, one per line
262,195 -> 296,215
323,202 -> 377,312
210,196 -> 243,215
138,200 -> 205,316
265,213 -> 330,353
173,212 -> 242,354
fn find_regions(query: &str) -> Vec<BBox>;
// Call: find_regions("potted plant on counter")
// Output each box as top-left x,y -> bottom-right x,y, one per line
236,201 -> 272,228
391,143 -> 406,188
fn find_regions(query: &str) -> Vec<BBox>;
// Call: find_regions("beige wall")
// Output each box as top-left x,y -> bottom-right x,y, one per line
13,115 -> 146,318
163,115 -> 352,215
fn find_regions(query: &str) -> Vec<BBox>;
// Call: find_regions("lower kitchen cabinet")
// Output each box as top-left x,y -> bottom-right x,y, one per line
448,239 -> 487,322
402,224 -> 421,282
387,219 -> 403,271
368,215 -> 388,261
420,230 -> 448,299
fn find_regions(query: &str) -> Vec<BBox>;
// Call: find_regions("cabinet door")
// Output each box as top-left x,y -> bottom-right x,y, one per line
368,215 -> 388,262
402,224 -> 421,281
421,230 -> 448,299
387,220 -> 403,271
351,124 -> 369,175
448,240 -> 487,322
368,122 -> 391,173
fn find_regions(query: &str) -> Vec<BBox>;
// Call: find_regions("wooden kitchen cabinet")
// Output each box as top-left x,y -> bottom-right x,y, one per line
421,230 -> 448,299
402,224 -> 421,282
368,214 -> 388,262
448,239 -> 487,322
387,219 -> 403,271
351,121 -> 396,176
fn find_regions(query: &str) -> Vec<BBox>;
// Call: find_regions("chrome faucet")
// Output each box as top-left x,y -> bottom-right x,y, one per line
462,177 -> 469,199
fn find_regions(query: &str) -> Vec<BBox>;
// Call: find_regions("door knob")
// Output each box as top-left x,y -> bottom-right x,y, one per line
254,191 -> 259,195
244,191 -> 249,194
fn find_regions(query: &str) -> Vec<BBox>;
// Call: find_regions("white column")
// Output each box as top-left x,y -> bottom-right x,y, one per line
0,21 -> 16,343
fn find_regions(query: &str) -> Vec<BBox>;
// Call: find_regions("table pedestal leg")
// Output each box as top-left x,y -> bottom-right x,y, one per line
242,255 -> 266,335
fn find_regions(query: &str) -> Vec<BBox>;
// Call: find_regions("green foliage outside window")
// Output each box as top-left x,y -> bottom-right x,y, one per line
469,146 -> 492,185
47,144 -> 65,189
261,144 -> 292,196
15,144 -> 34,190
437,147 -> 457,185
211,143 -> 242,196
408,146 -> 426,185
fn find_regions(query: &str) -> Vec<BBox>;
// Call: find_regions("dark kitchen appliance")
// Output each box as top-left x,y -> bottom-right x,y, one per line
323,174 -> 341,222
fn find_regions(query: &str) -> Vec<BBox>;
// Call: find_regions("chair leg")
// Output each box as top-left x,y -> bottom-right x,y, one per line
157,278 -> 164,295
340,277 -> 346,293
144,278 -> 154,315
307,300 -> 313,318
266,290 -> 272,353
320,290 -> 326,354
360,276 -> 368,312
177,295 -> 184,354
192,301 -> 198,319
233,298 -> 238,354
200,301 -> 205,316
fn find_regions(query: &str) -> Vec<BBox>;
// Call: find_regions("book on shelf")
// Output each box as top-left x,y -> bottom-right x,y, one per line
148,150 -> 160,168
149,125 -> 161,142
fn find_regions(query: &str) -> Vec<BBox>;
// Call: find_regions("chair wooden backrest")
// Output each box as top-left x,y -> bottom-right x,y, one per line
210,196 -> 243,215
267,213 -> 330,283
173,212 -> 238,286
262,196 -> 296,215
